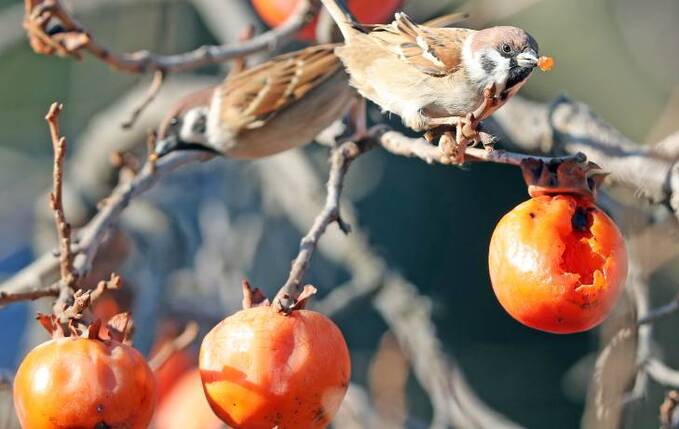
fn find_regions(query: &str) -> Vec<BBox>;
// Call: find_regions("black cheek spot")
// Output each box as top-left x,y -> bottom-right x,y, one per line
480,54 -> 495,74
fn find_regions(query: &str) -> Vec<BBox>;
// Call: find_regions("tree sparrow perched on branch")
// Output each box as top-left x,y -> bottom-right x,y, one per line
156,44 -> 355,159
319,0 -> 551,162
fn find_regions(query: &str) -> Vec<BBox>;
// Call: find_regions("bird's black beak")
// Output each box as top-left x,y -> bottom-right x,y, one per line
516,50 -> 539,68
154,134 -> 219,158
155,134 -> 181,158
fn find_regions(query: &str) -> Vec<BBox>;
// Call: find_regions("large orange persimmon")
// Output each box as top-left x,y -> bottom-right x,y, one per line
154,368 -> 223,429
488,194 -> 628,334
252,0 -> 402,40
14,337 -> 156,429
199,305 -> 351,429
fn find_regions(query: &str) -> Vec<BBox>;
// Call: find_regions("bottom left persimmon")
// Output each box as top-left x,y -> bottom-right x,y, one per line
13,337 -> 156,429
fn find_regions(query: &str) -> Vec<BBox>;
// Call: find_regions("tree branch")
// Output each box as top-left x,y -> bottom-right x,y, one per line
0,150 -> 212,306
23,0 -> 319,74
272,139 -> 373,312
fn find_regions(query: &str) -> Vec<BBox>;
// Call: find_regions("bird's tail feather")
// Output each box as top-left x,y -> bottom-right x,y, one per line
319,0 -> 359,40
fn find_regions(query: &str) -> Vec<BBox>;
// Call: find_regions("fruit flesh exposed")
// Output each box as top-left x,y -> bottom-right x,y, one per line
13,337 -> 156,429
200,306 -> 350,429
488,195 -> 628,333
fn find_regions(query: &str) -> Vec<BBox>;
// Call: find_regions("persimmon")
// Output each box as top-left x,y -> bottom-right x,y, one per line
488,194 -> 627,333
13,336 -> 156,429
251,0 -> 402,40
199,303 -> 350,428
154,368 -> 222,429
150,321 -> 196,403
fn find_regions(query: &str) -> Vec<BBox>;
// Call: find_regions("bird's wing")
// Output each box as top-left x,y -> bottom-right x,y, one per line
371,12 -> 471,77
218,44 -> 343,132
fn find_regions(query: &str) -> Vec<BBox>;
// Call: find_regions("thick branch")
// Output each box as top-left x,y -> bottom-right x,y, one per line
490,96 -> 679,219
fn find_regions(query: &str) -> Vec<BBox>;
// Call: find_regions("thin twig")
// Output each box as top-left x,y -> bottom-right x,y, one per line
45,102 -> 79,315
378,129 -> 584,167
0,286 -> 60,304
23,0 -> 319,74
272,139 -> 372,312
0,150 -> 213,305
638,293 -> 679,325
121,70 -> 165,129
148,321 -> 199,371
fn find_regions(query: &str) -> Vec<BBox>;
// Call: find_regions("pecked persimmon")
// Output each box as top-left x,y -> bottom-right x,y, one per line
13,336 -> 156,429
199,305 -> 351,429
488,194 -> 628,334
251,0 -> 402,40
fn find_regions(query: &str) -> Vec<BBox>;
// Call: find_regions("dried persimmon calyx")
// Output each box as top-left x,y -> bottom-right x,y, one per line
520,156 -> 607,200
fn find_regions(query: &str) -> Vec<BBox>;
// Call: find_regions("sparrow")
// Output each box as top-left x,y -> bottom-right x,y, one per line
319,0 -> 548,161
156,43 -> 355,159
155,13 -> 474,159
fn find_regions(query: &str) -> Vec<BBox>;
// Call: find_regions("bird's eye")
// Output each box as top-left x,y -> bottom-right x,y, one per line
501,43 -> 512,54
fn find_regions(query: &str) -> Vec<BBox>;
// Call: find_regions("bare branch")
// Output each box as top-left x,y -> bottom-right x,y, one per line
148,321 -> 199,371
0,150 -> 213,304
45,103 -> 77,288
490,96 -> 679,219
121,70 -> 165,129
638,293 -> 679,325
23,0 -> 319,74
272,139 -> 372,313
648,359 -> 679,389
0,286 -> 60,305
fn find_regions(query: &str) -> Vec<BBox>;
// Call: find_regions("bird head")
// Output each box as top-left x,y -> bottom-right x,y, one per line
465,26 -> 540,92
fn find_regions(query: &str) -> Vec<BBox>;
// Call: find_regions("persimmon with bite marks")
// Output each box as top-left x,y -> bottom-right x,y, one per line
488,194 -> 627,333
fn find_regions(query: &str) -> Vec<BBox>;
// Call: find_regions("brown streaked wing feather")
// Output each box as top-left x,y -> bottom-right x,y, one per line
218,44 -> 343,132
371,13 -> 470,77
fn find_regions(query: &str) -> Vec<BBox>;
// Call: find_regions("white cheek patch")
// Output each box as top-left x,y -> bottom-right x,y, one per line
487,50 -> 510,92
179,107 -> 210,145
462,38 -> 511,92
206,93 -> 236,152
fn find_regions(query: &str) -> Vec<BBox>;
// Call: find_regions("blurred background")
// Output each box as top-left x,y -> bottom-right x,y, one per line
0,0 -> 678,428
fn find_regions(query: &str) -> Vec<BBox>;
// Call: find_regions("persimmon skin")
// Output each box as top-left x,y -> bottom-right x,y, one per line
251,0 -> 402,40
13,337 -> 156,429
154,368 -> 223,429
488,195 -> 628,334
199,306 -> 351,429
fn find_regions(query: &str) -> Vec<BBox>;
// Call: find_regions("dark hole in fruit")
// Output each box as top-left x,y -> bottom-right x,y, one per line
571,207 -> 590,232
529,212 -> 536,218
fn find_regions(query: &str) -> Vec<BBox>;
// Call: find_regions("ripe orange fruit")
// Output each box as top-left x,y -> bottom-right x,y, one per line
251,0 -> 402,40
199,306 -> 351,428
488,194 -> 628,333
154,368 -> 223,429
13,337 -> 156,429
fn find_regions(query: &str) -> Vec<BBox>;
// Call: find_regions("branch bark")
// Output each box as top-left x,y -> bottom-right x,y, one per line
23,0 -> 319,74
